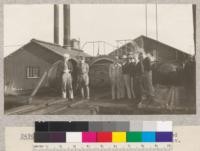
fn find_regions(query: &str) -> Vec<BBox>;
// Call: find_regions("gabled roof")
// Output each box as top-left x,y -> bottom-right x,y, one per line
5,38 -> 91,59
31,39 -> 91,57
138,35 -> 191,56
109,35 -> 191,56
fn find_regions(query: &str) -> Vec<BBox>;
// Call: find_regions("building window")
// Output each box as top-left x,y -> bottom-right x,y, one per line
26,66 -> 40,79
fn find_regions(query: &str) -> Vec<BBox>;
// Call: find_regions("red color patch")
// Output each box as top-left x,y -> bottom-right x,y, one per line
97,132 -> 112,142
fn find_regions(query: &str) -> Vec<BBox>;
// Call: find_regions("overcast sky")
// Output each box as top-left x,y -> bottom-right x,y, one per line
4,4 -> 195,57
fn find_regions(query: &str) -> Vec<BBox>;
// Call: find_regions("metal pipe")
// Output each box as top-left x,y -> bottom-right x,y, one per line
63,4 -> 71,48
54,5 -> 59,44
145,4 -> 148,37
155,1 -> 158,40
192,4 -> 196,54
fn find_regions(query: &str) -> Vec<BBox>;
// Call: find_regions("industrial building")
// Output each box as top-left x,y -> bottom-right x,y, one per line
109,35 -> 191,65
4,4 -> 90,95
4,39 -> 90,94
4,4 -> 196,115
89,35 -> 192,89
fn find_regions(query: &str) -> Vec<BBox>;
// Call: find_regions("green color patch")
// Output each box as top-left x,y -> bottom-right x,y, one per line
126,132 -> 142,142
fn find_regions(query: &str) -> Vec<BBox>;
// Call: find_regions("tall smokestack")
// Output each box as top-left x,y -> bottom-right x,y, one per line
63,4 -> 71,48
54,4 -> 59,44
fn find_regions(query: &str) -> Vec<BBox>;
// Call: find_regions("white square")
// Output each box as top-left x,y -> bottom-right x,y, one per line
157,121 -> 172,132
66,132 -> 82,143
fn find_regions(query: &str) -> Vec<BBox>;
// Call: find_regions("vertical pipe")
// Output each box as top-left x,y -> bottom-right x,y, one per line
63,4 -> 71,48
192,4 -> 196,54
97,42 -> 100,56
54,4 -> 59,44
155,1 -> 158,61
104,41 -> 106,55
145,4 -> 148,37
93,42 -> 94,56
155,1 -> 158,41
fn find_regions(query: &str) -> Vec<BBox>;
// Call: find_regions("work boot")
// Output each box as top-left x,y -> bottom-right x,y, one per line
81,88 -> 85,99
86,86 -> 90,100
62,92 -> 67,99
69,90 -> 74,101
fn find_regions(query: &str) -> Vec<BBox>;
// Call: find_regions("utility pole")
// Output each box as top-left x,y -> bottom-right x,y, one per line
145,4 -> 148,37
155,1 -> 158,41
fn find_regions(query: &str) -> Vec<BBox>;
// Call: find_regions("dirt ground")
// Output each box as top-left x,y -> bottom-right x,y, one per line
4,85 -> 196,115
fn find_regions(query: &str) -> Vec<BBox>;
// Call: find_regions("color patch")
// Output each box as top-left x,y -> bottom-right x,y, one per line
82,132 -> 96,142
143,121 -> 157,131
34,132 -> 49,142
49,132 -> 66,142
36,121 -> 89,132
71,122 -> 89,132
49,122 -> 70,131
34,132 -> 66,143
89,122 -> 103,132
157,121 -> 172,132
35,122 -> 49,131
130,121 -> 143,131
115,122 -> 130,131
97,132 -> 112,142
126,132 -> 142,142
156,132 -> 173,142
112,132 -> 126,143
66,132 -> 82,143
142,132 -> 156,142
102,122 -> 117,131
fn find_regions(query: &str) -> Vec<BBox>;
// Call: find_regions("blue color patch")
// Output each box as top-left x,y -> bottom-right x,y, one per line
156,132 -> 173,142
142,132 -> 156,142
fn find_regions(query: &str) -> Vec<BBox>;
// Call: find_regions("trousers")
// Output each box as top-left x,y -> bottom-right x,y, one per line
110,76 -> 121,99
123,74 -> 132,99
130,76 -> 136,99
78,73 -> 90,99
61,72 -> 74,99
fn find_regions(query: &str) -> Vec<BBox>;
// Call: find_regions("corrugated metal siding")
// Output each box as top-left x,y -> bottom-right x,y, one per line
89,58 -> 113,88
109,36 -> 188,65
143,37 -> 187,63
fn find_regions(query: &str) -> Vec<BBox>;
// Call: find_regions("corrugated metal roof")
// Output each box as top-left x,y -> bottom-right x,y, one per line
31,39 -> 91,57
109,35 -> 191,56
140,35 -> 191,55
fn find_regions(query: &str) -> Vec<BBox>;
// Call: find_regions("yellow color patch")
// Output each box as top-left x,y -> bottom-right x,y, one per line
112,132 -> 126,142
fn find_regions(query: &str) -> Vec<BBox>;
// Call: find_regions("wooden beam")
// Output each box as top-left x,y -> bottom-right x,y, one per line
28,71 -> 47,104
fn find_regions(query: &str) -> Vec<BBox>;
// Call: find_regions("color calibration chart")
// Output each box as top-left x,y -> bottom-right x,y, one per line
33,121 -> 173,151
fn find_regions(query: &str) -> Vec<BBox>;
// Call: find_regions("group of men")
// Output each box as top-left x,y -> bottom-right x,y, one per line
60,51 -> 155,105
61,54 -> 90,101
109,52 -> 155,105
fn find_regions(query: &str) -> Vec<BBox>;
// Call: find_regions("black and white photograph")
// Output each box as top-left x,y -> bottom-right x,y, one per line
4,4 -> 196,115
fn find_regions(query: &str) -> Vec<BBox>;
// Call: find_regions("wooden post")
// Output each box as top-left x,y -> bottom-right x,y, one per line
28,71 -> 47,104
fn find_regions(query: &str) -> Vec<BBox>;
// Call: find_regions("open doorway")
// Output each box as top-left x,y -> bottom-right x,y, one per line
89,57 -> 114,99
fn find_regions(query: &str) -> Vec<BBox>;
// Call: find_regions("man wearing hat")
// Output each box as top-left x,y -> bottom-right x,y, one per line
129,54 -> 136,100
134,52 -> 145,104
77,56 -> 90,100
143,52 -> 155,104
122,53 -> 132,99
109,56 -> 122,100
61,53 -> 74,100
